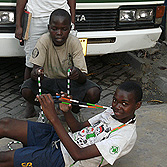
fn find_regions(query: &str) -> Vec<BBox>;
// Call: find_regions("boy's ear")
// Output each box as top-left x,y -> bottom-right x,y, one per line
135,101 -> 142,110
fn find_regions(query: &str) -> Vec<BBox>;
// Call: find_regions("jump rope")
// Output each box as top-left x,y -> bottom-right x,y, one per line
7,68 -> 135,167
37,69 -> 45,123
7,67 -> 111,151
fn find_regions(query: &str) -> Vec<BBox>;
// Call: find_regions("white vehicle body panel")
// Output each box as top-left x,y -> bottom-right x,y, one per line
0,1 -> 164,57
76,1 -> 164,9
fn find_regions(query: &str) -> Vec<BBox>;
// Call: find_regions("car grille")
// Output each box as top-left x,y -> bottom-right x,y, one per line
75,9 -> 117,31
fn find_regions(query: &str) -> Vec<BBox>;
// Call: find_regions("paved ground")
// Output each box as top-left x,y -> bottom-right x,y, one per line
0,44 -> 167,166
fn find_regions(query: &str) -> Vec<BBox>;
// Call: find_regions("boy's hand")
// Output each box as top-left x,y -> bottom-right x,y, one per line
37,94 -> 57,121
58,92 -> 72,112
15,25 -> 23,40
69,66 -> 81,80
36,67 -> 44,77
69,66 -> 87,84
15,26 -> 24,46
31,66 -> 44,81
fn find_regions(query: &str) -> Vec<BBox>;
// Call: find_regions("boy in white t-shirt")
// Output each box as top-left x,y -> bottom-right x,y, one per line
0,80 -> 142,167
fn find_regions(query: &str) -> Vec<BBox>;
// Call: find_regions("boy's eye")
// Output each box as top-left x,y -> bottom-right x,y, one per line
63,28 -> 68,31
50,27 -> 68,32
122,102 -> 128,106
113,99 -> 116,103
51,27 -> 57,31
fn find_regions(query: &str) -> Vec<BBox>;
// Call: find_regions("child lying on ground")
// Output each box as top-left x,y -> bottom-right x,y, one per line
0,80 -> 142,167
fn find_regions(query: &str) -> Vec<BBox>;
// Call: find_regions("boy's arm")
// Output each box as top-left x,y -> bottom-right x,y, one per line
61,105 -> 90,132
37,94 -> 101,161
69,37 -> 88,83
68,0 -> 76,24
15,0 -> 28,40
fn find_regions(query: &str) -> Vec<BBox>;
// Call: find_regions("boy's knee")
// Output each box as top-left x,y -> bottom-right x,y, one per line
22,88 -> 35,101
85,87 -> 101,103
22,88 -> 31,97
0,117 -> 13,125
0,118 -> 13,133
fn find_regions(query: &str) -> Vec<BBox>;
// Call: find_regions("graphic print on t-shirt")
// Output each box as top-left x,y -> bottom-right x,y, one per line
73,121 -> 111,147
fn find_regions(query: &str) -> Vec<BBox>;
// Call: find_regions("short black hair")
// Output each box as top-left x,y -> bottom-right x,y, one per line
117,80 -> 143,102
49,9 -> 71,25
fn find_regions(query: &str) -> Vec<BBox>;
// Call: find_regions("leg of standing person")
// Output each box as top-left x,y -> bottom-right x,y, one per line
23,66 -> 35,118
23,17 -> 49,118
24,66 -> 32,80
0,118 -> 28,167
159,1 -> 167,41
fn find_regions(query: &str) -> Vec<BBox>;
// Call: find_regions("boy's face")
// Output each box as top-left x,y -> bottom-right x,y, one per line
48,16 -> 71,46
112,88 -> 141,123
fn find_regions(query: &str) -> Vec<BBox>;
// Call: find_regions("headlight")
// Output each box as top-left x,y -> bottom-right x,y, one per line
136,9 -> 153,20
0,11 -> 14,24
120,10 -> 136,22
119,9 -> 153,22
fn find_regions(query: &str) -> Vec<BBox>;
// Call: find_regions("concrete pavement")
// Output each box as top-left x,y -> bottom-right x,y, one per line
0,55 -> 167,166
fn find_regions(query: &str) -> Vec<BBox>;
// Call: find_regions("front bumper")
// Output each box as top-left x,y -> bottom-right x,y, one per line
0,33 -> 24,57
0,27 -> 162,57
77,27 -> 162,56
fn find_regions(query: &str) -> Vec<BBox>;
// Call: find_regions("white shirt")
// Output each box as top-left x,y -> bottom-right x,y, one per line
60,108 -> 137,166
26,0 -> 70,18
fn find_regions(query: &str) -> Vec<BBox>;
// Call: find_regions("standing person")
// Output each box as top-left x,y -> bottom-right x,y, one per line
20,9 -> 101,117
15,0 -> 76,117
160,0 -> 167,41
0,80 -> 143,167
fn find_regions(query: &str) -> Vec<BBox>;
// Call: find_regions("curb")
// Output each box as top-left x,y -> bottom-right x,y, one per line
154,76 -> 167,93
126,51 -> 151,71
126,51 -> 167,94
